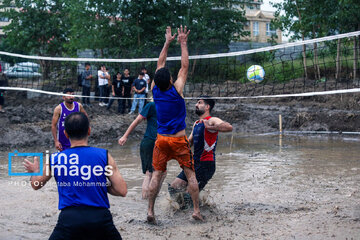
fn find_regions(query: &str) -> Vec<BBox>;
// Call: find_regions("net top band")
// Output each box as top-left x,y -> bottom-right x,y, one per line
0,31 -> 359,62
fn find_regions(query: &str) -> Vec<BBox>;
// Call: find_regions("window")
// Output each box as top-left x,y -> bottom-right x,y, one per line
266,23 -> 276,36
0,17 -> 9,22
253,22 -> 259,36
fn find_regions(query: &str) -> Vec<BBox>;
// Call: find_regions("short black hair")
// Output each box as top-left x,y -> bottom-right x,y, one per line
154,67 -> 171,91
65,112 -> 89,140
199,96 -> 215,112
63,88 -> 74,94
85,62 -> 90,67
139,72 -> 145,76
141,66 -> 147,71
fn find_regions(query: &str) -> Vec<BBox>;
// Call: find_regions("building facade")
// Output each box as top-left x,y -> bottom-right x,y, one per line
0,16 -> 9,36
238,0 -> 282,43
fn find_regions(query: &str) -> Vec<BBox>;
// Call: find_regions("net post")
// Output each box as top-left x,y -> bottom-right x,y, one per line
230,131 -> 234,153
279,114 -> 283,150
279,114 -> 283,136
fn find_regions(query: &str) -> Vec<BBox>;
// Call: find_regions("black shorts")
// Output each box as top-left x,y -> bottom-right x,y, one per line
177,161 -> 215,191
49,206 -> 122,240
140,137 -> 155,174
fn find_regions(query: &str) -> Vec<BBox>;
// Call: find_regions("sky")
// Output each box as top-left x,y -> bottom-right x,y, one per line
262,0 -> 290,42
262,0 -> 282,12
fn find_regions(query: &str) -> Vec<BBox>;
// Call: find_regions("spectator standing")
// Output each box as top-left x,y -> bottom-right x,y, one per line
81,62 -> 92,107
129,72 -> 146,114
98,65 -> 110,106
120,68 -> 134,113
142,67 -> 150,101
104,67 -> 112,104
107,72 -> 123,113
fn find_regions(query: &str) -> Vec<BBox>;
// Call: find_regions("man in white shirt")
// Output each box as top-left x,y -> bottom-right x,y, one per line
142,67 -> 150,101
98,65 -> 110,106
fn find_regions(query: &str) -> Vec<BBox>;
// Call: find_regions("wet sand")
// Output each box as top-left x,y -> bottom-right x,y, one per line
0,134 -> 360,239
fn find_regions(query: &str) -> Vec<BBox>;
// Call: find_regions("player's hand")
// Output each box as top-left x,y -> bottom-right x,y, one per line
177,25 -> 190,45
118,136 -> 127,146
55,141 -> 63,151
23,157 -> 40,173
165,26 -> 176,43
202,119 -> 214,130
112,92 -> 115,97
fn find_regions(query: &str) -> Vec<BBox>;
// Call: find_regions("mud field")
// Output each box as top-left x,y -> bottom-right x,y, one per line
0,135 -> 360,239
0,91 -> 360,239
2,91 -> 360,151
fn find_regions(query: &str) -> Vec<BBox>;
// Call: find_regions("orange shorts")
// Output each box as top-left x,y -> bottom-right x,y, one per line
152,134 -> 194,172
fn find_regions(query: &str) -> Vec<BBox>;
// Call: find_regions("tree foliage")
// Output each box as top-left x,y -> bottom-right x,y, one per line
0,0 -> 70,56
271,0 -> 360,40
0,0 -> 249,58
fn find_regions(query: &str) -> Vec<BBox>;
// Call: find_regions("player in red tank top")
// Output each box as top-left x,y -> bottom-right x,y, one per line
169,97 -> 233,197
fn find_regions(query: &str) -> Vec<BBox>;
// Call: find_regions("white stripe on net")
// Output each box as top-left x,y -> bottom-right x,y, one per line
1,86 -> 360,100
0,31 -> 359,62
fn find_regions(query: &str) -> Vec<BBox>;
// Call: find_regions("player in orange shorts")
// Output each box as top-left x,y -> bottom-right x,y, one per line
147,25 -> 203,223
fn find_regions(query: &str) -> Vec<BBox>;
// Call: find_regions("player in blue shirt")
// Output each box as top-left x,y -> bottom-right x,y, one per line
24,112 -> 127,240
148,26 -> 203,223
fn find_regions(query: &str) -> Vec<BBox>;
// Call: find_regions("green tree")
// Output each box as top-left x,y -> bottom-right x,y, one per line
337,0 -> 360,80
1,0 -> 249,59
272,0 -> 325,80
64,0 -> 127,58
0,0 -> 69,56
0,0 -> 71,77
66,0 -> 249,58
271,0 -> 360,81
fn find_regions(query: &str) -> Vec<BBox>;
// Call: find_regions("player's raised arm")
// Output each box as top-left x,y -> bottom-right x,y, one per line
203,117 -> 233,132
152,26 -> 176,90
157,26 -> 176,72
174,25 -> 190,96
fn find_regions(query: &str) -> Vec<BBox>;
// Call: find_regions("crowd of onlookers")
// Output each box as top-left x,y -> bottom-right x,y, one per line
80,63 -> 151,114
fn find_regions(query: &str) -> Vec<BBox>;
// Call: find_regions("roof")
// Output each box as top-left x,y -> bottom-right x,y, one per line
246,10 -> 275,20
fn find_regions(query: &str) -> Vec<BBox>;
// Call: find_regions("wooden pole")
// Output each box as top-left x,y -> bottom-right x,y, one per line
279,114 -> 283,150
230,131 -> 234,153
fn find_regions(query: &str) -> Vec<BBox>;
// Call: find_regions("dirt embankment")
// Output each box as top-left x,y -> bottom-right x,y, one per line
1,91 -> 360,151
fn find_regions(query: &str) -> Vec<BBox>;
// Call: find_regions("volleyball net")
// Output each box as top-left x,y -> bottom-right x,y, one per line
0,31 -> 360,100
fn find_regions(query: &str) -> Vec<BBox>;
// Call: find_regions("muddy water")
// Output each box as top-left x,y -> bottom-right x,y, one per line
0,134 -> 359,239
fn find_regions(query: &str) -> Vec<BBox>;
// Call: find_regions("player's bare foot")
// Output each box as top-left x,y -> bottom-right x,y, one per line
192,212 -> 204,221
147,214 -> 157,224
